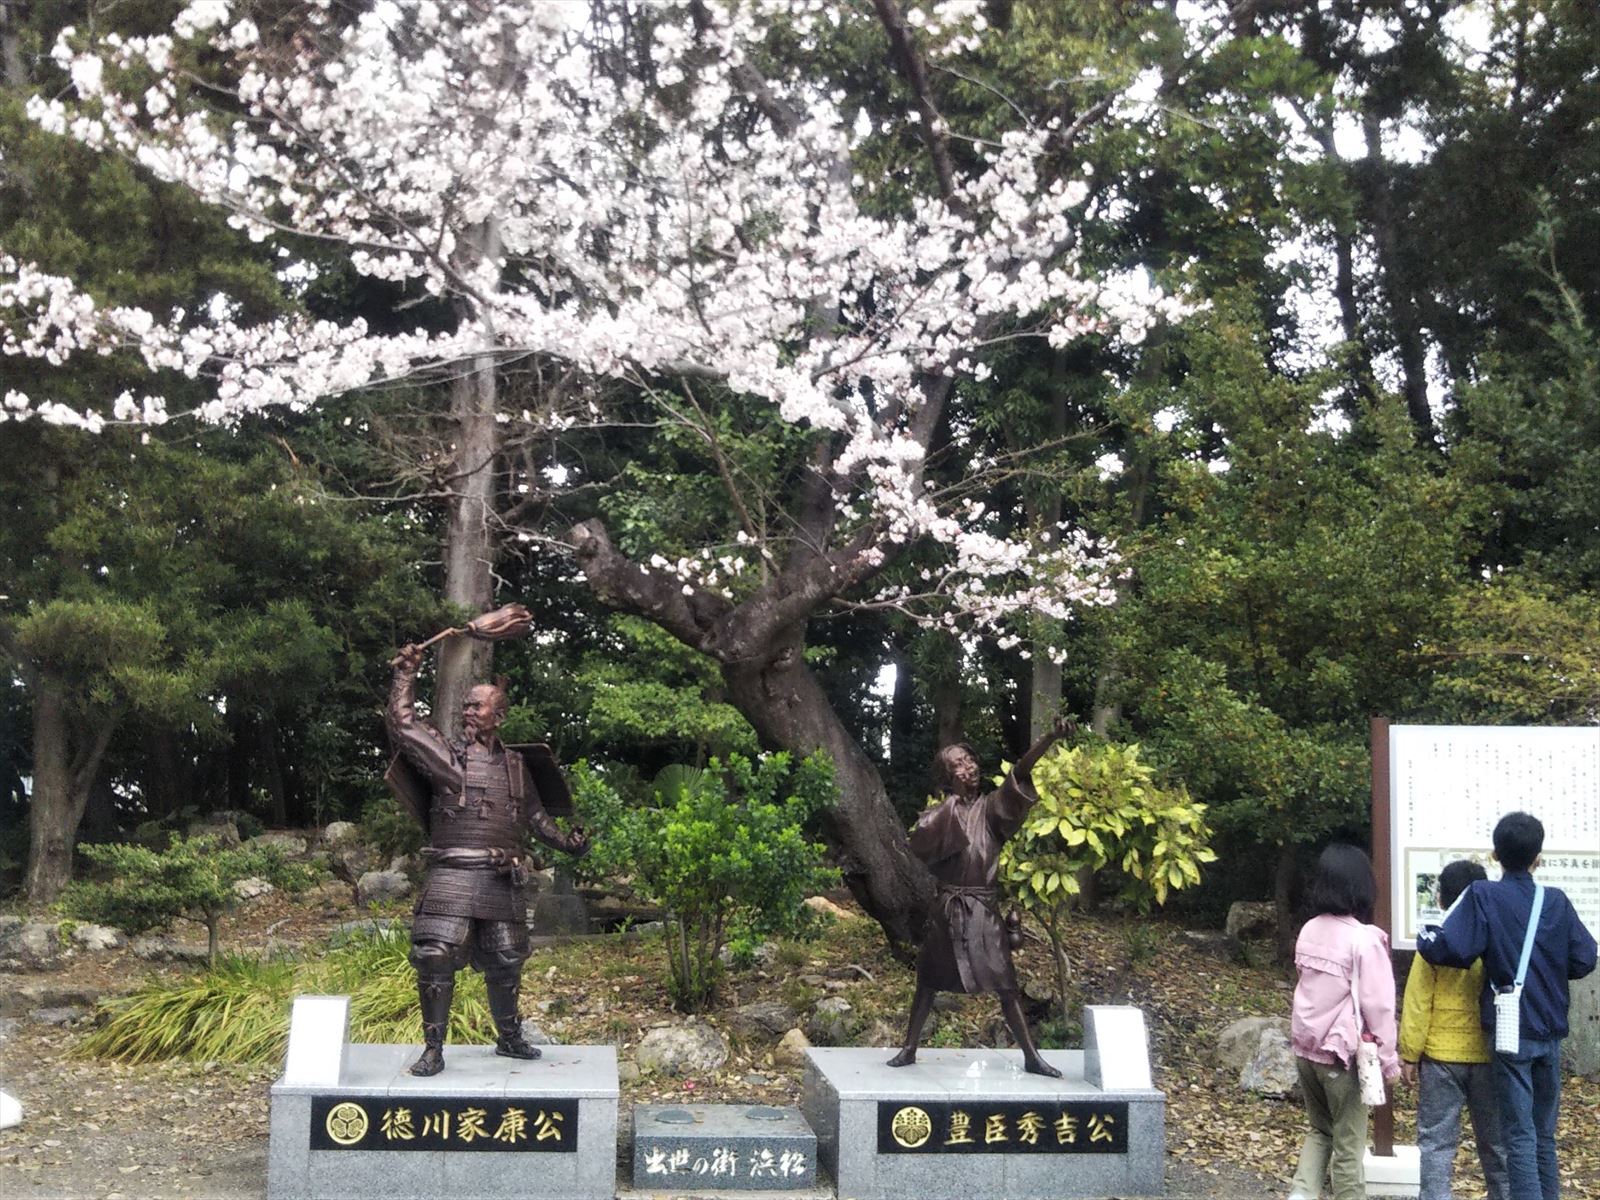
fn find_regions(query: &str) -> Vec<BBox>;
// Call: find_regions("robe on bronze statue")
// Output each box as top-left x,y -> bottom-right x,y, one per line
386,643 -> 588,1077
887,718 -> 1073,1078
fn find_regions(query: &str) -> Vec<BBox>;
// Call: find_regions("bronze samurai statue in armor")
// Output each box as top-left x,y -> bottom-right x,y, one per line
386,641 -> 589,1077
887,715 -> 1074,1077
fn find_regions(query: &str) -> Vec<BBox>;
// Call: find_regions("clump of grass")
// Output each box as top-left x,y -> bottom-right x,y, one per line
77,928 -> 493,1066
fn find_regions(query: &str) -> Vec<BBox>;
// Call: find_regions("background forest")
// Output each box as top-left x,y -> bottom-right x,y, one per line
3,0 -> 1598,949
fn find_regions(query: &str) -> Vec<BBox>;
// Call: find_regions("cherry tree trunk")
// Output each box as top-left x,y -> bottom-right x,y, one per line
721,648 -> 933,955
23,680 -> 91,905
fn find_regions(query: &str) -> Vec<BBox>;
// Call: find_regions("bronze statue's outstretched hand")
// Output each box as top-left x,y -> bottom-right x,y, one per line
394,642 -> 425,672
565,827 -> 591,858
1050,714 -> 1078,743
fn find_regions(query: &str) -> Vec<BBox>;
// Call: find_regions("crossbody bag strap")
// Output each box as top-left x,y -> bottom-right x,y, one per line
1513,883 -> 1546,989
1349,928 -> 1366,1038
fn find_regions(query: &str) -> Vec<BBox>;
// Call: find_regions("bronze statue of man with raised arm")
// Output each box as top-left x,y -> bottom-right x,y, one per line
386,639 -> 589,1077
887,715 -> 1074,1078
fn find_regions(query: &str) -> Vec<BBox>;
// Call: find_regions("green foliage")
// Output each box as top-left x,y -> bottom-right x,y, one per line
77,927 -> 492,1065
358,792 -> 426,859
1000,740 -> 1215,1023
573,752 -> 838,1012
58,835 -> 314,962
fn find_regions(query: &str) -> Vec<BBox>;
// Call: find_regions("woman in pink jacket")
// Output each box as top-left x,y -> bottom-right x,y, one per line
1287,844 -> 1400,1200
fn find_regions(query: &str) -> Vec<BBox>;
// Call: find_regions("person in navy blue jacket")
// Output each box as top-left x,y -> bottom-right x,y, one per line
1417,812 -> 1597,1200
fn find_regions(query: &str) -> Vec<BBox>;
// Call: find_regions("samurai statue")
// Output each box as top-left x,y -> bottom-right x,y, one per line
887,716 -> 1074,1077
386,640 -> 589,1077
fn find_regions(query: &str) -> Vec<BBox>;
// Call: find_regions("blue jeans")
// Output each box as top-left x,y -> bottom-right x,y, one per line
1495,1037 -> 1562,1200
1416,1058 -> 1508,1200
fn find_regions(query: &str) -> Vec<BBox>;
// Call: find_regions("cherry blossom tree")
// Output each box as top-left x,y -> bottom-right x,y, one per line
2,0 -> 1186,944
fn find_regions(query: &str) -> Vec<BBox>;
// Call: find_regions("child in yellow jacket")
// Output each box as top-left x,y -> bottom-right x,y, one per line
1400,859 -> 1508,1200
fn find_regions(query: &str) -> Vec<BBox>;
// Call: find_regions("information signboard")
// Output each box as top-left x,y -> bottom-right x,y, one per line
1386,724 -> 1600,950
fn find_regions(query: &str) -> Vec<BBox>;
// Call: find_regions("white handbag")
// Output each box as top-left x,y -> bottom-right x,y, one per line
1350,941 -> 1387,1106
1494,884 -> 1545,1055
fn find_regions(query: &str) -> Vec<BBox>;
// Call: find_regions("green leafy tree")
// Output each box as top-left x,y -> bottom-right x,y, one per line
573,752 -> 838,1012
58,834 -> 314,963
999,739 -> 1215,1023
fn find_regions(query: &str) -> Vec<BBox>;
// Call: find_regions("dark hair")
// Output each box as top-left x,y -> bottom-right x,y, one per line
1493,811 -> 1544,872
933,743 -> 979,792
1438,859 -> 1487,910
1305,843 -> 1376,924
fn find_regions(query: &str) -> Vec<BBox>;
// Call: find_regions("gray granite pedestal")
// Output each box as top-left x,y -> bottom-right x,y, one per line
632,1103 -> 817,1190
268,1043 -> 618,1199
799,1047 -> 1165,1200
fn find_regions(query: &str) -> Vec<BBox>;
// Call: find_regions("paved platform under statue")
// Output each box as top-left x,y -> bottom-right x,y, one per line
267,997 -> 617,1199
800,1007 -> 1165,1200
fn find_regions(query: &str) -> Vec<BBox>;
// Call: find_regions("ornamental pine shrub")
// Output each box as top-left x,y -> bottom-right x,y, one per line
59,833 -> 314,963
573,751 -> 838,1012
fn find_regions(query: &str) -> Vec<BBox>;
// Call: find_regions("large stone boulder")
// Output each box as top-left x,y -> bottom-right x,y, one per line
186,813 -> 242,846
67,923 -> 126,952
247,831 -> 309,859
0,920 -> 69,972
635,1022 -> 730,1077
321,821 -> 361,849
730,1000 -> 798,1040
232,877 -> 276,901
331,846 -> 373,885
130,936 -> 208,964
775,1027 -> 812,1066
356,870 -> 412,905
804,997 -> 857,1047
1226,901 -> 1279,943
1178,929 -> 1244,962
1218,1016 -> 1299,1099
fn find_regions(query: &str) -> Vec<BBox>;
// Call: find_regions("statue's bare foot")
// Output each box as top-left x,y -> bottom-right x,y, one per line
885,1048 -> 917,1068
495,1035 -> 543,1061
409,1046 -> 444,1076
1023,1055 -> 1062,1079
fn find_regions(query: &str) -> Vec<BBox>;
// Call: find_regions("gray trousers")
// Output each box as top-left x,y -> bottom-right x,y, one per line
1417,1058 -> 1509,1200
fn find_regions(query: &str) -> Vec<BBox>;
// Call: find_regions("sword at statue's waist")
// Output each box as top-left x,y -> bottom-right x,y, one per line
936,885 -> 998,897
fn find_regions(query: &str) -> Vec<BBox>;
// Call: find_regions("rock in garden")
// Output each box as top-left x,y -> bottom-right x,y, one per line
321,820 -> 360,849
1214,1016 -> 1290,1074
518,1019 -> 557,1046
28,1006 -> 90,1027
1178,929 -> 1244,962
130,936 -> 209,964
355,869 -> 412,905
804,997 -> 856,1047
331,846 -> 373,885
802,896 -> 857,921
186,814 -> 241,846
0,1089 -> 21,1130
617,1060 -> 641,1084
1236,1021 -> 1299,1099
0,921 -> 69,972
0,1017 -> 21,1043
731,1000 -> 798,1040
1225,901 -> 1278,943
247,832 -> 308,858
719,940 -> 779,969
775,1028 -> 812,1065
67,923 -> 126,952
635,1022 -> 730,1077
232,876 -> 276,901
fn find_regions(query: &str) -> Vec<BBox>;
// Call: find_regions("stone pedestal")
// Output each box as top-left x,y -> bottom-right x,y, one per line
1365,1145 -> 1421,1198
268,1043 -> 618,1200
632,1104 -> 816,1191
800,1047 -> 1165,1200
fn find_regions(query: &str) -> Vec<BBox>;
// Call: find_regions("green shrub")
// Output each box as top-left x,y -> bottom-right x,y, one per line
999,740 -> 1216,1024
77,927 -> 492,1065
573,751 -> 838,1012
59,834 -> 314,963
358,791 -> 425,859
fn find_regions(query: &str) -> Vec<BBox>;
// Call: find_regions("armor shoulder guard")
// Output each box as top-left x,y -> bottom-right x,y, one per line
507,742 -> 573,817
383,753 -> 432,836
